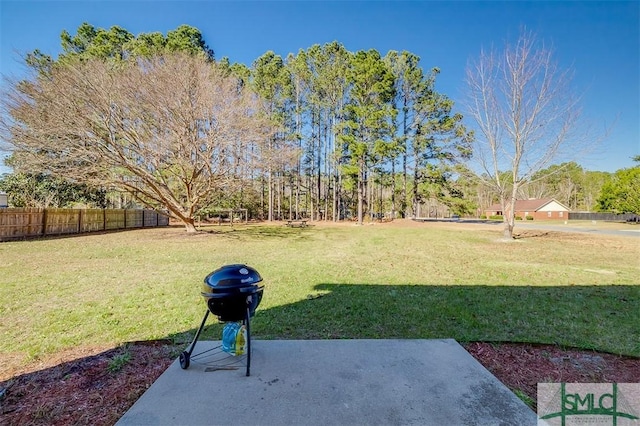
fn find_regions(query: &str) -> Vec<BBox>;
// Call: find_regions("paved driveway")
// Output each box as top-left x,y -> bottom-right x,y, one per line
514,222 -> 640,237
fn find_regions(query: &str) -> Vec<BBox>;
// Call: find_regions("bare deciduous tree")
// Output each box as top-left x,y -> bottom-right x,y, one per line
464,30 -> 599,239
1,53 -> 270,232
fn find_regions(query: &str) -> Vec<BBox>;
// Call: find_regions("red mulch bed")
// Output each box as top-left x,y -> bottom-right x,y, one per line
464,342 -> 640,408
0,342 -> 175,426
1,341 -> 638,425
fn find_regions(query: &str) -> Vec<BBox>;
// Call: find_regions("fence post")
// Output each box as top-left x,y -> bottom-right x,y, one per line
42,208 -> 47,236
78,209 -> 83,234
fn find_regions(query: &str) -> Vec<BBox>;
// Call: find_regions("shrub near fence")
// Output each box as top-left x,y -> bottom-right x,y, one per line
0,208 -> 169,241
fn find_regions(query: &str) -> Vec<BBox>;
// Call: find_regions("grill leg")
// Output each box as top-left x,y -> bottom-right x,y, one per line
245,305 -> 251,376
188,309 -> 210,356
180,309 -> 210,369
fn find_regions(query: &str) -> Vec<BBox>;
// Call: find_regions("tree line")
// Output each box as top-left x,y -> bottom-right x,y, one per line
3,160 -> 637,216
1,23 -> 637,233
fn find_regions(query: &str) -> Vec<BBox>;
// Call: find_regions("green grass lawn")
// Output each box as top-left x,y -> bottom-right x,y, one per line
1,221 -> 638,377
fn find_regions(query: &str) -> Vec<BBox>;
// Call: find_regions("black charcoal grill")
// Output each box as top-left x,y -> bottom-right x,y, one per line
179,264 -> 264,375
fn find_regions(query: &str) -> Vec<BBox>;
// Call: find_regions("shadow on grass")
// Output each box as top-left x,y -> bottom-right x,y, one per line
196,224 -> 315,240
3,280 -> 637,426
4,283 -> 638,393
172,283 -> 639,358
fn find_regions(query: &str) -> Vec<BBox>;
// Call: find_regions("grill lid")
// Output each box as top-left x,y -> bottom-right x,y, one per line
203,264 -> 263,289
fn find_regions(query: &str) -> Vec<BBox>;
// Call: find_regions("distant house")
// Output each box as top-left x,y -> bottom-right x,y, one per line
485,198 -> 570,220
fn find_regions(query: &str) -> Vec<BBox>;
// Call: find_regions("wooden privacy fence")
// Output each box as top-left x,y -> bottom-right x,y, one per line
0,208 -> 169,241
568,212 -> 640,221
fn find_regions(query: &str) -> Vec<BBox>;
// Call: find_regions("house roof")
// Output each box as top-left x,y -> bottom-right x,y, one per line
486,198 -> 570,212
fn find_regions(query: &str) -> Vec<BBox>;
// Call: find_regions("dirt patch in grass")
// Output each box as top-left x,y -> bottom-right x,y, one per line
1,341 -> 638,424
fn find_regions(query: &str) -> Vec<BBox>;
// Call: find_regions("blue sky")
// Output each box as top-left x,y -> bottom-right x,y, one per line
1,0 -> 638,174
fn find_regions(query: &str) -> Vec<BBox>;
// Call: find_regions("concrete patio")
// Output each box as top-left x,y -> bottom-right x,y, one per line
117,339 -> 536,425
